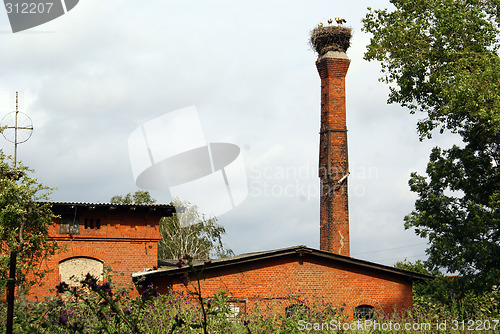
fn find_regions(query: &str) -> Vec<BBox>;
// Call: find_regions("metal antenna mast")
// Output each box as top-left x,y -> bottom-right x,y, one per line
14,92 -> 18,165
1,91 -> 33,167
1,91 -> 34,334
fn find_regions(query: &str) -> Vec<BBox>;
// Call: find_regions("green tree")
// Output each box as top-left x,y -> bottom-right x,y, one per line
0,152 -> 58,294
158,198 -> 234,260
395,259 -> 499,319
394,259 -> 454,303
363,0 -> 500,291
109,192 -> 233,260
110,190 -> 156,205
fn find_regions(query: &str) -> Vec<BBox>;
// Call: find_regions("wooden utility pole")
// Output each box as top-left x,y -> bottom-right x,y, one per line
6,251 -> 17,334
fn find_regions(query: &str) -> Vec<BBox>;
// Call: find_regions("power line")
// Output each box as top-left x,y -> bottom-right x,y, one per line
373,253 -> 428,263
351,242 -> 427,256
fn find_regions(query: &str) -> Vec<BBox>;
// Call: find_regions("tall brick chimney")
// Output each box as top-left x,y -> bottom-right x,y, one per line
310,24 -> 352,256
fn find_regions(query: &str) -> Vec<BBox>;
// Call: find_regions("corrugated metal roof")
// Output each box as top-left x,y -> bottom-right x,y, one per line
42,201 -> 177,216
44,201 -> 174,208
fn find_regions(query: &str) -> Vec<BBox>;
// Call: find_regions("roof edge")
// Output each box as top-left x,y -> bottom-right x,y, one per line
41,201 -> 174,208
133,245 -> 433,282
42,201 -> 177,217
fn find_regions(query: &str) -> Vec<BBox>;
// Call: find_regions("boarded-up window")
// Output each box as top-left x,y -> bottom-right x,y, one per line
59,214 -> 79,234
59,257 -> 103,286
227,299 -> 246,320
354,304 -> 374,320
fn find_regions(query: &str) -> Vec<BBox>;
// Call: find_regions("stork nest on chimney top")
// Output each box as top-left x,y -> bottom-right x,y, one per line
310,26 -> 352,55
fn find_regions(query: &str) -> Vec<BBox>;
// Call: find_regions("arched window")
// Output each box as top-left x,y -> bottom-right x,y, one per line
354,304 -> 374,320
285,304 -> 310,318
59,257 -> 103,286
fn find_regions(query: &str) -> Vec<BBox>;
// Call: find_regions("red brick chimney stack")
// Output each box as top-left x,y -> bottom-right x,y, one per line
310,25 -> 352,256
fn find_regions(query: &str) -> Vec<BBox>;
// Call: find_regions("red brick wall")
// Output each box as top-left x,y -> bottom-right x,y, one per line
27,207 -> 162,300
150,254 -> 413,318
317,55 -> 351,256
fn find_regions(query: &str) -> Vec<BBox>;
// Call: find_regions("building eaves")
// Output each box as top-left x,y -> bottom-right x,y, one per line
133,245 -> 433,282
42,201 -> 177,216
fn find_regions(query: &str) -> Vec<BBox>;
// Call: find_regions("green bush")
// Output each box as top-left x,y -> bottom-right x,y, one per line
0,263 -> 498,333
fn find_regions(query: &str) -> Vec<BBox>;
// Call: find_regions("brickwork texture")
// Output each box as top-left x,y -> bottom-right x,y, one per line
27,205 -> 163,300
150,254 -> 413,318
317,54 -> 351,256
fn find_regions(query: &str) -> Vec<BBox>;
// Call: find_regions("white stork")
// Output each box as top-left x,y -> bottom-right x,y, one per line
335,17 -> 346,25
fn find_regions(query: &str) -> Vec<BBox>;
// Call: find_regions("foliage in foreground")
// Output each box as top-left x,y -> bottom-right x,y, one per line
0,268 -> 498,333
0,152 -> 58,296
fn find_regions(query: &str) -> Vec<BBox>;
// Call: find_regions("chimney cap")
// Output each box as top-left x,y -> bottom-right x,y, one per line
310,26 -> 352,56
316,51 -> 350,62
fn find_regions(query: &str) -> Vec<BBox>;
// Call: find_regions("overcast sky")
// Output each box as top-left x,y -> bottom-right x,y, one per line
0,0 -> 460,266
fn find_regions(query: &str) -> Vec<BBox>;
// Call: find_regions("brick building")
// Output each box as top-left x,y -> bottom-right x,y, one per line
131,26 -> 432,318
28,202 -> 175,299
133,246 -> 429,318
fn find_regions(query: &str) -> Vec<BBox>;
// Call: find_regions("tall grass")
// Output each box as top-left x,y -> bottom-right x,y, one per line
0,266 -> 497,333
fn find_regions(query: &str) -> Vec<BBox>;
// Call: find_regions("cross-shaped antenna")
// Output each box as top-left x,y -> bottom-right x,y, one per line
1,92 -> 33,167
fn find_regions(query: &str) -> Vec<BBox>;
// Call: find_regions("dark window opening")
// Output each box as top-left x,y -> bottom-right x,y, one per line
354,304 -> 374,320
84,218 -> 101,229
204,297 -> 246,321
59,214 -> 79,234
285,304 -> 310,318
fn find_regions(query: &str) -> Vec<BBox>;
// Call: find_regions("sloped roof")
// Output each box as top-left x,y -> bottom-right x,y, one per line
132,245 -> 432,282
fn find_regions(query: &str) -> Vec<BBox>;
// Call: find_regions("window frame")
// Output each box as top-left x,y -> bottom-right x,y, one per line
354,304 -> 375,320
59,214 -> 80,234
